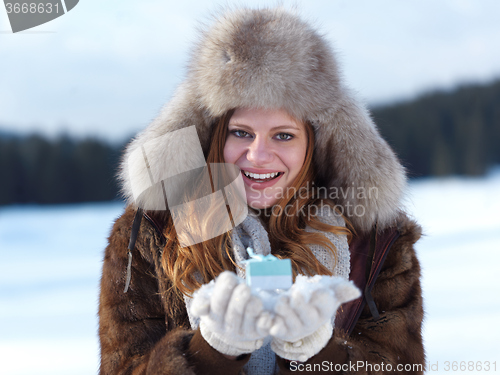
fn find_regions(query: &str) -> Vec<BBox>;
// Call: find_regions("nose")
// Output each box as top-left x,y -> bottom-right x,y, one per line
246,135 -> 273,165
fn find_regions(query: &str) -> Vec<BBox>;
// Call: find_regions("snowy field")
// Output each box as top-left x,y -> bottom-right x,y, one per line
1,169 -> 499,375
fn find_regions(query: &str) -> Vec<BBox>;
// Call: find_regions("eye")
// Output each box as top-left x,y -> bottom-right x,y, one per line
275,133 -> 293,141
230,129 -> 251,138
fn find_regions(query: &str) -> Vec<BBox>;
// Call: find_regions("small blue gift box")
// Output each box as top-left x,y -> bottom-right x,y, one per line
245,247 -> 292,291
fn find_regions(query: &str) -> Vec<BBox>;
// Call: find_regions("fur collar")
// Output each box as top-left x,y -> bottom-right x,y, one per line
119,7 -> 407,233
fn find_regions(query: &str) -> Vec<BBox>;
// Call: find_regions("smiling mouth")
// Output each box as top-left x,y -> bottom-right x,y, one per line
242,170 -> 283,182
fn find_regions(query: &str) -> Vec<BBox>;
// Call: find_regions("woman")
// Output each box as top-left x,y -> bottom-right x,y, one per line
99,7 -> 425,374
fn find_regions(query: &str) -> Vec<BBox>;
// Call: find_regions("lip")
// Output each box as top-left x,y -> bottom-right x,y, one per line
241,170 -> 284,190
240,167 -> 284,174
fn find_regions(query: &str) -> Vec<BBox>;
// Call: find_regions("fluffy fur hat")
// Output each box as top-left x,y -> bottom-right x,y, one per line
120,7 -> 407,233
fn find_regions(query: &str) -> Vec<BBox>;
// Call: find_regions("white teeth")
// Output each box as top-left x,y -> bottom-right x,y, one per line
243,171 -> 280,180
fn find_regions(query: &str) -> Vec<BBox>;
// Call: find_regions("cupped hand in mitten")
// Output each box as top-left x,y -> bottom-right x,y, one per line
190,271 -> 273,355
270,274 -> 361,343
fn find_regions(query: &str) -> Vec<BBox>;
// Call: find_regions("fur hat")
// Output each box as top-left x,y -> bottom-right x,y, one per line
119,7 -> 407,233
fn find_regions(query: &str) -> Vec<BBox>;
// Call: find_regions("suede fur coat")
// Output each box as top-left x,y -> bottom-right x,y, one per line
99,7 -> 425,374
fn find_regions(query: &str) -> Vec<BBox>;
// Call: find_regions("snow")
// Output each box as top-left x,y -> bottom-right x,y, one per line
408,169 -> 500,371
1,170 -> 499,374
0,203 -> 124,375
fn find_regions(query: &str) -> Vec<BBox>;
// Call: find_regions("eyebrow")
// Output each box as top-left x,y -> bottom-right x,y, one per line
228,122 -> 300,131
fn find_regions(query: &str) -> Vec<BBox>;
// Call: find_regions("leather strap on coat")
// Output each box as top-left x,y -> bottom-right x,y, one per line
123,207 -> 143,293
334,227 -> 400,336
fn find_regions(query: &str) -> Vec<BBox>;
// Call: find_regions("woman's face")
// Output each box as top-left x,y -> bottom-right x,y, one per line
223,107 -> 308,209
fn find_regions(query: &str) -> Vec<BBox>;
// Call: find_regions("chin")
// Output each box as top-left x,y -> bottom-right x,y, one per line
246,199 -> 278,210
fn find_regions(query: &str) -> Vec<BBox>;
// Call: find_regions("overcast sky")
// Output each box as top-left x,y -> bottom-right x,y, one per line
1,0 -> 500,141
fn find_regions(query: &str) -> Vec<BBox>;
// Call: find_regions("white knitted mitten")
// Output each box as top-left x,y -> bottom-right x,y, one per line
190,271 -> 273,356
270,275 -> 361,361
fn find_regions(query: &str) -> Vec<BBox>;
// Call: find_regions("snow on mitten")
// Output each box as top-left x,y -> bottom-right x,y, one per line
190,271 -> 273,356
270,275 -> 361,361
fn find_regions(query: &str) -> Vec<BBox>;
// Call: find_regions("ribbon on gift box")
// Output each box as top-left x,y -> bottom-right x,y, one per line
245,247 -> 279,262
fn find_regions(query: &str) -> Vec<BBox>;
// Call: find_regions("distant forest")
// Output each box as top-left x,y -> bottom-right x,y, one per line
0,135 -> 124,205
1,79 -> 499,205
372,79 -> 500,178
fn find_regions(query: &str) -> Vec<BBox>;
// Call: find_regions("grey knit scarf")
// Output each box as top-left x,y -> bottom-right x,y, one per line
184,205 -> 350,375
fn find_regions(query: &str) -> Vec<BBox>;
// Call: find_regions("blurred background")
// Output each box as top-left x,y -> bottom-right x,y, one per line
1,0 -> 499,373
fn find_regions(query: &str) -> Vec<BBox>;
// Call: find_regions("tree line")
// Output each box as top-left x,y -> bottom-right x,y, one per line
372,79 -> 500,177
0,134 -> 124,205
1,79 -> 499,205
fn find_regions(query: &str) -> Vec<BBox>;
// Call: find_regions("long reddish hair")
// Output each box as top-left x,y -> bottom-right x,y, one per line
161,110 -> 351,296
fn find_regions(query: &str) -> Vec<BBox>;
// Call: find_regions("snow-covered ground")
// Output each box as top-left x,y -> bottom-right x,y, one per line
0,202 -> 124,375
408,169 -> 500,372
1,169 -> 499,374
